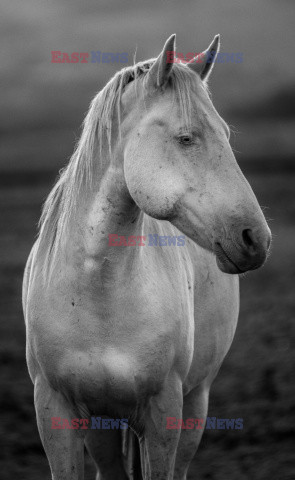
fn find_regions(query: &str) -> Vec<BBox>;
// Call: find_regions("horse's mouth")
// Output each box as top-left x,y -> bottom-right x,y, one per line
214,242 -> 243,274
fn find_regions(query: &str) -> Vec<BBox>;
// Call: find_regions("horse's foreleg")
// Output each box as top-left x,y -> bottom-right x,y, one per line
173,384 -> 209,480
141,372 -> 183,480
34,374 -> 85,480
85,428 -> 128,480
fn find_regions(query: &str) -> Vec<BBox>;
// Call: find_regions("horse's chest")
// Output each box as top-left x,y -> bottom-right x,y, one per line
184,270 -> 240,390
40,279 -> 194,412
49,327 -> 185,419
55,344 -> 173,412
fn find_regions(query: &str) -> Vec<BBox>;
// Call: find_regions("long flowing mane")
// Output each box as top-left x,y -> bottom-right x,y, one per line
37,59 -> 199,276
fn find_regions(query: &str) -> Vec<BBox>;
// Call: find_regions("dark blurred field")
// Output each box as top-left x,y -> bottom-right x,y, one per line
1,0 -> 295,479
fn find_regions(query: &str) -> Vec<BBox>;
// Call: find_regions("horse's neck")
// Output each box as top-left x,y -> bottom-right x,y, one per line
81,164 -> 144,263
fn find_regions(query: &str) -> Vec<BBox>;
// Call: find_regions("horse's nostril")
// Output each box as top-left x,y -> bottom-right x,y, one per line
242,228 -> 255,249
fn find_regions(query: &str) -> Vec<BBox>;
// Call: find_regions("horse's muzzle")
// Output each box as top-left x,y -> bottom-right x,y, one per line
214,225 -> 272,274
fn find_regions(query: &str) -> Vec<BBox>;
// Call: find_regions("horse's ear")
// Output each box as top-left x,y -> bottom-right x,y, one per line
145,34 -> 176,91
187,35 -> 220,82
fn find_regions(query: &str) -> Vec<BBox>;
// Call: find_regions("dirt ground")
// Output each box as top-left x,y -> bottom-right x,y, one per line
0,168 -> 294,480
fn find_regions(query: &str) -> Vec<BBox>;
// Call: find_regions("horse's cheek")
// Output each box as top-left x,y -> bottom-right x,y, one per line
124,147 -> 184,219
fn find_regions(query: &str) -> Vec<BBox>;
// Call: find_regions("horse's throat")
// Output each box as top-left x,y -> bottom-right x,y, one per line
79,173 -> 144,280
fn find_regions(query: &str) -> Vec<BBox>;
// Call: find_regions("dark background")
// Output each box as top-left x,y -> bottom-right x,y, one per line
1,0 -> 294,479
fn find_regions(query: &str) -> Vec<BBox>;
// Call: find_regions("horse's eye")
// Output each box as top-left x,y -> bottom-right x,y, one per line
179,134 -> 193,145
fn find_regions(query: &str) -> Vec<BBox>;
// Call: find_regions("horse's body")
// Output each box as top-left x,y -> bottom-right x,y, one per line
23,35 -> 271,479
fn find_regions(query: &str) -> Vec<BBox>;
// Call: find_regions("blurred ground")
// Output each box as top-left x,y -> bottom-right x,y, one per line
1,0 -> 295,479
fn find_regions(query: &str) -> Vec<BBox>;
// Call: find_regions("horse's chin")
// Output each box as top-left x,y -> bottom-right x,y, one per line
214,242 -> 267,275
214,243 -> 243,275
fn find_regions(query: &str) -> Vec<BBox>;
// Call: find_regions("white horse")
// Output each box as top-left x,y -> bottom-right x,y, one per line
23,34 -> 271,479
